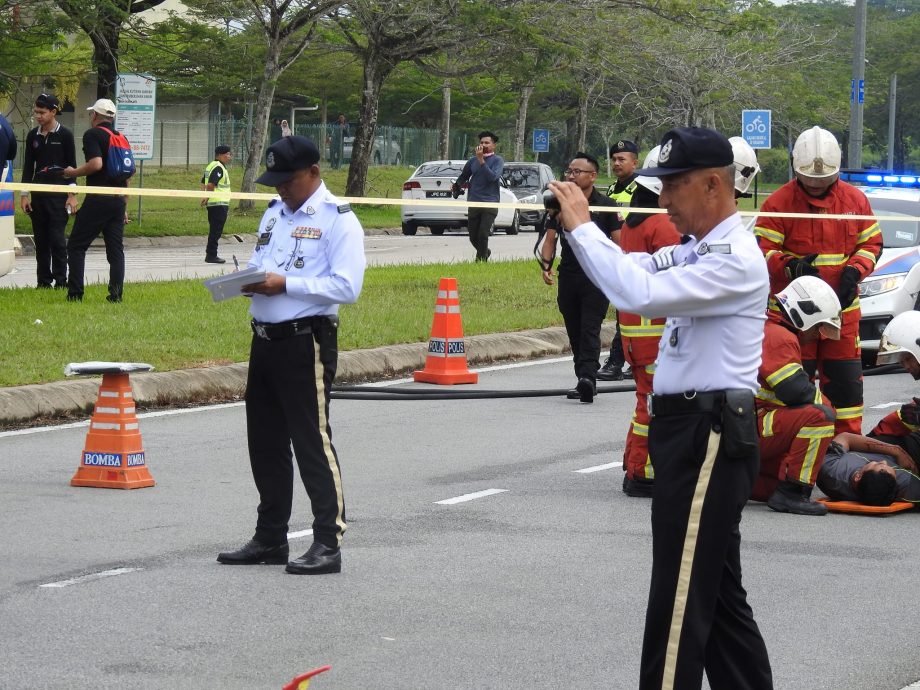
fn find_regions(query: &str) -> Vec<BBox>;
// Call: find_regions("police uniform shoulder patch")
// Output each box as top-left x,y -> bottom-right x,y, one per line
337,203 -> 352,214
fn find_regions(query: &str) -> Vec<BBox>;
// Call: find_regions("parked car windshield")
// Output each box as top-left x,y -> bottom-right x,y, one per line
503,167 -> 542,189
415,163 -> 465,178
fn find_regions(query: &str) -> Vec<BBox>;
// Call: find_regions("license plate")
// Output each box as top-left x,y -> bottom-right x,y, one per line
426,190 -> 452,198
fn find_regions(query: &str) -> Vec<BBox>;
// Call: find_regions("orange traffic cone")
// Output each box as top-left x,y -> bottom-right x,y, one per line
282,665 -> 332,689
414,277 -> 478,385
70,372 -> 155,489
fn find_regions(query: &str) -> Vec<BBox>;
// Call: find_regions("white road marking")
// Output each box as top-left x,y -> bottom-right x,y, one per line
899,682 -> 920,689
436,488 -> 508,505
575,462 -> 622,474
287,529 -> 314,540
40,567 -> 142,588
871,402 -> 905,409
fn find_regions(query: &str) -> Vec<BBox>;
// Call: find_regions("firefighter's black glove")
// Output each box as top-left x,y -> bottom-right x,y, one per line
836,265 -> 861,309
900,398 -> 920,427
784,253 -> 819,280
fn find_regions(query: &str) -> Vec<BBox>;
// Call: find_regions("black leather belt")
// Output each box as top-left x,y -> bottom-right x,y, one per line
251,317 -> 330,340
647,391 -> 726,418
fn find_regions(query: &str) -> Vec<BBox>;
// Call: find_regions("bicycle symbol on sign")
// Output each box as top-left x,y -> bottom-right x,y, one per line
745,116 -> 767,134
536,133 -> 548,144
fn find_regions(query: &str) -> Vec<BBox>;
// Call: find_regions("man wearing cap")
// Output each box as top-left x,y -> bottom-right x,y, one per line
62,98 -> 132,303
549,127 -> 773,690
597,139 -> 639,382
755,126 -> 881,435
201,145 -> 232,263
20,93 -> 78,289
217,136 -> 366,576
539,152 -> 619,403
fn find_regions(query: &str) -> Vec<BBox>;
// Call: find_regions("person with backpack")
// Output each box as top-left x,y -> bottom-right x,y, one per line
62,97 -> 135,303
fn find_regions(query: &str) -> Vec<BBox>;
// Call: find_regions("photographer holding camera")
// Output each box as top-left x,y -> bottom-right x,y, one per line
452,131 -> 504,262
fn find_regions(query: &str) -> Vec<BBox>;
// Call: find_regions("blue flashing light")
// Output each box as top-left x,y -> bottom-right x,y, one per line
900,176 -> 917,184
839,169 -> 919,187
883,175 -> 899,183
866,174 -> 883,183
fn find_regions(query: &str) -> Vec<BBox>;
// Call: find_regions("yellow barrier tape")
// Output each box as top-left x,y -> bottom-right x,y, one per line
0,180 -> 913,222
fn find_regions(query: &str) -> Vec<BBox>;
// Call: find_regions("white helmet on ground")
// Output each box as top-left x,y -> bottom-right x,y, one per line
634,145 -> 662,195
729,136 -> 760,194
876,311 -> 920,367
792,126 -> 841,179
774,276 -> 842,339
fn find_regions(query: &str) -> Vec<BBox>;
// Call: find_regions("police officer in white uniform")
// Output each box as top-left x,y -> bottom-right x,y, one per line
217,136 -> 366,575
548,127 -> 773,690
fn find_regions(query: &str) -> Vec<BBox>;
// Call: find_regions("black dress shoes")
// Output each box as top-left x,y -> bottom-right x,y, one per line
596,359 -> 624,381
286,541 -> 342,575
576,377 -> 595,403
205,256 -> 227,264
217,539 -> 289,565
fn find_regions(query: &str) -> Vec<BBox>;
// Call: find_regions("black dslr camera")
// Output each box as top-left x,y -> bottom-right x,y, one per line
542,189 -> 560,213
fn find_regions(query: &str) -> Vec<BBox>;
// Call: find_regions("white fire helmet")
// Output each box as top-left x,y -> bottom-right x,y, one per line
728,136 -> 760,194
634,145 -> 662,195
876,311 -> 920,367
775,276 -> 842,339
792,126 -> 841,179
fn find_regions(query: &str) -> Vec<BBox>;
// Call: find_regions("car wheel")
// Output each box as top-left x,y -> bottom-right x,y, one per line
401,221 -> 418,236
373,151 -> 381,165
505,211 -> 520,235
430,226 -> 446,236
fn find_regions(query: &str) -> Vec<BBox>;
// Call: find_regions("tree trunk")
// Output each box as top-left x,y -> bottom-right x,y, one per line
346,54 -> 391,197
239,48 -> 282,211
92,30 -> 119,98
438,81 -> 451,160
577,92 -> 589,152
513,85 -> 534,161
564,114 -> 578,165
319,88 -> 328,162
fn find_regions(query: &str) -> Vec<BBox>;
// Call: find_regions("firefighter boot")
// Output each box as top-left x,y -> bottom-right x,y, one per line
767,480 -> 828,516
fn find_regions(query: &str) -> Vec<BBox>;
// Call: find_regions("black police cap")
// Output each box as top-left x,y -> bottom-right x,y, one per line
214,145 -> 231,156
256,136 -> 320,186
609,140 -> 638,156
642,127 -> 733,177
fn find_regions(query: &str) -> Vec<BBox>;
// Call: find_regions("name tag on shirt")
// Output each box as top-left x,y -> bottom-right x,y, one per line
256,232 -> 272,246
292,226 -> 322,239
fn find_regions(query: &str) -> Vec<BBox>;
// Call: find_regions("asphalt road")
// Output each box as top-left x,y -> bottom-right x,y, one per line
1,358 -> 919,689
0,230 -> 540,289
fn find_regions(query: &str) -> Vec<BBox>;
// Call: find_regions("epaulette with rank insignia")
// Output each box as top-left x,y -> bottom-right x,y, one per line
337,203 -> 352,214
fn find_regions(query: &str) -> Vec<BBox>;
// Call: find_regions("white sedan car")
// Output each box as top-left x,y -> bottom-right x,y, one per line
400,160 -> 520,236
857,184 -> 920,362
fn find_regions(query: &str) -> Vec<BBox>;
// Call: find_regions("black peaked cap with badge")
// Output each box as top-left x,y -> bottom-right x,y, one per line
256,135 -> 320,186
609,140 -> 639,156
642,127 -> 733,177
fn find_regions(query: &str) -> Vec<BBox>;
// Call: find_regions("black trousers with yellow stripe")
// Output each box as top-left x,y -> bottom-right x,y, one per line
640,410 -> 773,690
245,320 -> 346,549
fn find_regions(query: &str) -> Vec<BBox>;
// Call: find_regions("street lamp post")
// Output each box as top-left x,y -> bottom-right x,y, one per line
848,0 -> 867,169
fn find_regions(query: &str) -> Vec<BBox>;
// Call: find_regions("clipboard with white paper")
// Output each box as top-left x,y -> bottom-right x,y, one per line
203,267 -> 266,302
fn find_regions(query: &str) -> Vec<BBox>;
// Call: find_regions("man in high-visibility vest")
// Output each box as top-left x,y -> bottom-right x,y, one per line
597,139 -> 639,381
201,144 -> 232,264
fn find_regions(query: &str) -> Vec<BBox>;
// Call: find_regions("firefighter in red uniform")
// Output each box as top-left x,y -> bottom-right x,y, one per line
755,126 -> 881,434
618,146 -> 682,497
867,311 -> 920,457
751,276 -> 841,515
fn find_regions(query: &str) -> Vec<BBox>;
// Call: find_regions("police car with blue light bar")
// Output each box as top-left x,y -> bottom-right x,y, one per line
840,170 -> 920,364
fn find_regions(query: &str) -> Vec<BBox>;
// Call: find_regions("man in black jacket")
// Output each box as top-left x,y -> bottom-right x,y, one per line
20,93 -> 77,289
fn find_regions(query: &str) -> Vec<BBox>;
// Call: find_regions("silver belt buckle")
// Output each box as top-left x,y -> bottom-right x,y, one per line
254,323 -> 269,340
647,393 -> 655,418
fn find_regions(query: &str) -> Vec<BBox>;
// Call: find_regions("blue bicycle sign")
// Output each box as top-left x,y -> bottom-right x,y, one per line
741,110 -> 771,149
532,129 -> 549,153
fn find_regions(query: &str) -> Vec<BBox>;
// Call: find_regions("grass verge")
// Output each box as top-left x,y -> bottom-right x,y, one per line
1,258 -> 574,387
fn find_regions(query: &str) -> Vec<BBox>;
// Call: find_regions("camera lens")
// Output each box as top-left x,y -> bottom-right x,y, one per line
542,189 -> 560,212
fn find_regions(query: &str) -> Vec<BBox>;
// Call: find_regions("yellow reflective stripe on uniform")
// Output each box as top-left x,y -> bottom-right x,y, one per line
314,344 -> 347,545
662,429 -> 720,690
760,409 -> 776,437
857,223 -> 881,243
835,405 -> 863,421
621,324 -> 665,338
812,253 -> 847,267
754,226 -> 783,243
644,363 -> 656,375
842,299 -> 860,313
631,420 -> 649,437
765,362 -> 801,388
855,249 -> 878,263
756,388 -> 782,406
897,409 -> 920,432
796,424 -> 835,484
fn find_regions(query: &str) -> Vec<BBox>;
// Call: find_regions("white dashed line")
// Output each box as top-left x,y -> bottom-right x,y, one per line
574,462 -> 622,474
436,489 -> 509,505
40,567 -> 142,588
871,402 -> 906,410
899,682 -> 920,689
287,529 -> 314,540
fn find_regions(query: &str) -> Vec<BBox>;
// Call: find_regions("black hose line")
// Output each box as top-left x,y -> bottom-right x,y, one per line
330,383 -> 637,401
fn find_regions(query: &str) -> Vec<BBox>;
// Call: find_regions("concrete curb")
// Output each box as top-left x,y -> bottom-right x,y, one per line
0,325 -> 615,425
